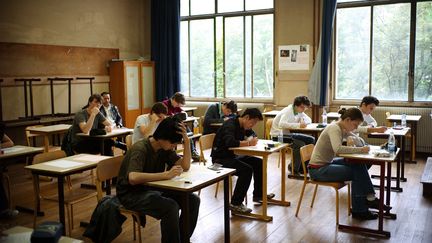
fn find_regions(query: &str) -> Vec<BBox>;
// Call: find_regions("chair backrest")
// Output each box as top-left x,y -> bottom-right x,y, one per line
198,133 -> 216,162
95,155 -> 124,200
125,134 -> 132,149
25,125 -> 44,147
300,144 -> 314,180
33,150 -> 67,164
200,116 -> 204,134
265,118 -> 274,140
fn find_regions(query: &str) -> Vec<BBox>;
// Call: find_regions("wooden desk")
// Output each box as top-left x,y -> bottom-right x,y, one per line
183,106 -> 197,116
262,110 -> 280,137
25,154 -> 112,235
27,124 -> 71,152
368,128 -> 410,191
285,123 -> 325,139
0,145 -> 44,215
327,112 -> 340,121
229,140 -> 290,222
145,164 -> 236,243
386,114 -> 421,163
1,226 -> 82,243
77,127 -> 133,155
338,146 -> 399,238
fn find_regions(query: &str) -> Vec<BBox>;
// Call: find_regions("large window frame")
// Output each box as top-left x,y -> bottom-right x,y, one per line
180,0 -> 275,102
332,0 -> 432,106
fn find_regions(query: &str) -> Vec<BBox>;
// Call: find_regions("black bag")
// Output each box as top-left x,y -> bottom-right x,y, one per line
31,221 -> 63,243
271,135 -> 293,144
90,128 -> 107,136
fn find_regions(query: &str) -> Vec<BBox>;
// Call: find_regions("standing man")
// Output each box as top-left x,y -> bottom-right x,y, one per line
162,92 -> 200,161
100,91 -> 123,128
211,108 -> 274,214
203,100 -> 237,135
270,96 -> 315,175
116,117 -> 200,243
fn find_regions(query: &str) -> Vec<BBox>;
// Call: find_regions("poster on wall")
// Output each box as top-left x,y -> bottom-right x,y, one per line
278,44 -> 310,71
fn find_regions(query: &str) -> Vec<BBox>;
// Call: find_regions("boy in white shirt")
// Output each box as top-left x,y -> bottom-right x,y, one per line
357,96 -> 387,134
270,96 -> 315,174
132,102 -> 168,144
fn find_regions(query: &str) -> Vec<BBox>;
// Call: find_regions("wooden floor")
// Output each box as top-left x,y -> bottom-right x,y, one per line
1,150 -> 431,243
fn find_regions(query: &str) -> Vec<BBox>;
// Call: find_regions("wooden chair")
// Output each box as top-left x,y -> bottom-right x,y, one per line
95,155 -> 144,243
265,118 -> 293,169
25,125 -> 44,148
295,144 -> 351,226
198,133 -> 216,166
32,151 -> 97,235
125,134 -> 132,149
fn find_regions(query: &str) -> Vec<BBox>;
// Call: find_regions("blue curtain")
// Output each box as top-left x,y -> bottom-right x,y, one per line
151,0 -> 180,101
308,0 -> 337,106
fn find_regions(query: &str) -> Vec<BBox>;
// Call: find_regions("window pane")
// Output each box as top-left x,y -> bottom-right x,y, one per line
245,16 -> 252,97
180,0 -> 189,16
335,7 -> 370,99
414,2 -> 432,101
372,4 -> 410,101
246,0 -> 273,10
225,17 -> 244,98
253,14 -> 273,98
216,17 -> 224,97
218,0 -> 243,13
180,21 -> 189,96
190,19 -> 215,97
191,0 -> 215,15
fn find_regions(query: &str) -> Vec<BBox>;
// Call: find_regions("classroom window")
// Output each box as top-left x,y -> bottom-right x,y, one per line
335,0 -> 432,103
180,0 -> 274,99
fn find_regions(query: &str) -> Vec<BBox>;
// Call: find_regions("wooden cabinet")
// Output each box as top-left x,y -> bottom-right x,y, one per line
109,60 -> 155,128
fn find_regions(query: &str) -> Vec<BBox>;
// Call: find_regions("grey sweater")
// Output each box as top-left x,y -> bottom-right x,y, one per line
310,123 -> 365,166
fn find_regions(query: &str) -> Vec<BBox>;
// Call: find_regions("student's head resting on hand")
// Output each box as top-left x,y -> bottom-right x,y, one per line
153,117 -> 183,151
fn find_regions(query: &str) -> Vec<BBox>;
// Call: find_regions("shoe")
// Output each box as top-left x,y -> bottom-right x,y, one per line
366,198 -> 392,211
230,203 -> 252,214
0,209 -> 19,219
191,151 -> 200,162
252,193 -> 276,203
352,210 -> 378,220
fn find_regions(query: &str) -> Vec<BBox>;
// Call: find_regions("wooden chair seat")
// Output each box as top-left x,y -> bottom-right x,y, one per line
309,180 -> 347,190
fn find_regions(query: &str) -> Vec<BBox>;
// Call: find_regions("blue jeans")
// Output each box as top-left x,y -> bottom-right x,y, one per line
290,133 -> 315,173
308,158 -> 375,213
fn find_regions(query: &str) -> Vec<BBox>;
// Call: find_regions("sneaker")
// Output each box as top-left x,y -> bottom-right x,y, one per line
352,210 -> 378,220
366,198 -> 392,211
191,151 -> 200,162
230,203 -> 252,214
0,209 -> 19,219
252,193 -> 276,203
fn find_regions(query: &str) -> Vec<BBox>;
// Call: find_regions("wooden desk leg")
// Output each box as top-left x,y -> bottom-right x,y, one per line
281,149 -> 286,202
57,176 -> 66,236
33,174 -> 40,228
410,123 -> 417,163
262,155 -> 268,219
43,135 -> 50,152
224,177 -> 230,243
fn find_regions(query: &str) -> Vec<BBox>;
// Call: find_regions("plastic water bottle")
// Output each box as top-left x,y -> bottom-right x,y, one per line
278,130 -> 284,144
388,130 -> 396,155
401,113 -> 407,128
193,119 -> 199,134
322,108 -> 328,125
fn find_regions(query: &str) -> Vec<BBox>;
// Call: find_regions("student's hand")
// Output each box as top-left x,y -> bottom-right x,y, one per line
300,122 -> 307,128
105,125 -> 112,133
361,146 -> 370,153
165,165 -> 183,179
375,126 -> 387,133
91,107 -> 100,116
176,123 -> 188,140
150,113 -> 160,123
223,117 -> 230,121
249,137 -> 258,146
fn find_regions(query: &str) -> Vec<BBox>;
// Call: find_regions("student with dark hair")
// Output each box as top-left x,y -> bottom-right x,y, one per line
70,94 -> 121,155
100,91 -> 123,128
203,100 -> 238,135
357,95 -> 387,134
270,96 -> 315,174
117,118 -> 200,243
132,102 -> 168,144
162,92 -> 200,161
0,123 -> 18,219
308,108 -> 390,220
211,108 -> 274,214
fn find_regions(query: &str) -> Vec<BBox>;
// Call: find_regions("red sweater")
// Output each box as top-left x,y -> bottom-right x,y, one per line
162,99 -> 183,116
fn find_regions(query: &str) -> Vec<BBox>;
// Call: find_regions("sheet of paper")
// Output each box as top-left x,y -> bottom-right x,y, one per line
45,160 -> 84,168
74,154 -> 106,162
3,147 -> 26,154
